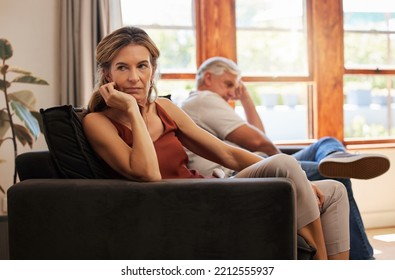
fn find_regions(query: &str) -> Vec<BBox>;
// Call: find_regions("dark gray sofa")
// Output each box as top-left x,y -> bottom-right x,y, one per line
7,105 -> 315,260
9,151 -> 301,260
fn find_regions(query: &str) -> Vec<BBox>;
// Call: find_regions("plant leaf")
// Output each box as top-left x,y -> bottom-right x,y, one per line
7,67 -> 31,75
10,100 -> 40,139
0,110 -> 10,139
14,123 -> 33,148
0,38 -> 13,60
8,90 -> 37,110
31,110 -> 44,133
0,79 -> 11,92
12,75 -> 49,85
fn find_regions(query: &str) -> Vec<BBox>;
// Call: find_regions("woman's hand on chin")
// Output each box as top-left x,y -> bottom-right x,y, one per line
99,82 -> 139,112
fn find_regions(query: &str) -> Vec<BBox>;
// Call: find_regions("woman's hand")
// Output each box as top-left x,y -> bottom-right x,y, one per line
311,182 -> 325,209
99,82 -> 138,112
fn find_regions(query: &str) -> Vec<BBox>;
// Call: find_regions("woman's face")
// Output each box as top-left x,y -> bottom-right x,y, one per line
108,44 -> 154,105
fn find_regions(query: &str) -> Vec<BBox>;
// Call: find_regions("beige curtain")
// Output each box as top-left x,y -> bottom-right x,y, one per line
60,0 -> 122,107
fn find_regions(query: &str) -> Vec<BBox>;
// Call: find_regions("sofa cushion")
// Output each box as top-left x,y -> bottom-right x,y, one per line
40,105 -> 122,179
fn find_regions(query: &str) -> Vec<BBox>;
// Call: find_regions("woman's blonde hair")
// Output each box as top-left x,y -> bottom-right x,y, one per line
88,26 -> 160,112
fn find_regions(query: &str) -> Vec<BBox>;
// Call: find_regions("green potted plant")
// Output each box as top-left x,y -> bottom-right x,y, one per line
0,38 -> 49,193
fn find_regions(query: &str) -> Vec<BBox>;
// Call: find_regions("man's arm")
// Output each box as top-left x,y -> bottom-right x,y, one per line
226,124 -> 281,156
229,82 -> 281,156
237,82 -> 266,132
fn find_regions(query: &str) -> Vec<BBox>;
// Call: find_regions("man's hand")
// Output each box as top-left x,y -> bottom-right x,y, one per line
234,81 -> 249,102
233,81 -> 266,133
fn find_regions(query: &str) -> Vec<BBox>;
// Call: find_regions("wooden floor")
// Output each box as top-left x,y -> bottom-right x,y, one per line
366,227 -> 395,260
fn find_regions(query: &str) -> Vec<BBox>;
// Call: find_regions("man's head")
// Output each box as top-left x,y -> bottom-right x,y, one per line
196,57 -> 241,101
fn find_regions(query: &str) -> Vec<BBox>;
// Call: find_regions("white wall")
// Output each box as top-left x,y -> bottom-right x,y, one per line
349,148 -> 395,229
0,0 -> 393,229
0,0 -> 60,210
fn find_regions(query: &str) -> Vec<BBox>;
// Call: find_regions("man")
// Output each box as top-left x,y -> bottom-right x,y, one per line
181,56 -> 390,259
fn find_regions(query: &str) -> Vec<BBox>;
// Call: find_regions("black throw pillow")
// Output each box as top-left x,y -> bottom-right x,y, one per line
40,105 -> 122,179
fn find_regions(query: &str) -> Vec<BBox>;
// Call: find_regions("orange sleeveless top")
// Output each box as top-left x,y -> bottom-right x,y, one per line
110,102 -> 204,179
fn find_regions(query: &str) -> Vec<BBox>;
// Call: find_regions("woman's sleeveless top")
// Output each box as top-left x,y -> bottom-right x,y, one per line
110,102 -> 204,179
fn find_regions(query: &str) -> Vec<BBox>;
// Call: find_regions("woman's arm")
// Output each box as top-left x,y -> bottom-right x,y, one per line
83,84 -> 161,182
83,112 -> 161,182
158,98 -> 262,172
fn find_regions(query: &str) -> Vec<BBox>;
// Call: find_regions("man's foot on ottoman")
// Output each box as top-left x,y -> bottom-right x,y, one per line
318,152 -> 390,179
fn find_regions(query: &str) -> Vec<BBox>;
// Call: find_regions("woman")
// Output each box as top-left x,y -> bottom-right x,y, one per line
83,26 -> 349,260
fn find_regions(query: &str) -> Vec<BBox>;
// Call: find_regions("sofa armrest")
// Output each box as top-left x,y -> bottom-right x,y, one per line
279,145 -> 306,155
15,151 -> 58,180
8,178 -> 296,260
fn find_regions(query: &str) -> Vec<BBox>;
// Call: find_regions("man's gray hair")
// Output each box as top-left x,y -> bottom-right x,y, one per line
196,57 -> 241,86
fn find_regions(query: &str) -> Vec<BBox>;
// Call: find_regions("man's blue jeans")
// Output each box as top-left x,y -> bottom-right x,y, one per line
292,137 -> 374,260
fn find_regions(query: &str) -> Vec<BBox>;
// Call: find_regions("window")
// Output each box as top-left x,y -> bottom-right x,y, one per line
235,82 -> 311,140
119,0 -> 395,145
343,0 -> 395,139
120,0 -> 196,101
120,0 -> 196,74
344,75 -> 395,138
153,79 -> 195,106
344,1 -> 395,69
235,0 -> 311,140
236,0 -> 309,76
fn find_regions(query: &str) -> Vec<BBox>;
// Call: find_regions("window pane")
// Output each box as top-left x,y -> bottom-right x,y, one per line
344,0 -> 395,68
236,82 -> 309,140
344,75 -> 395,138
345,33 -> 395,67
120,0 -> 196,73
157,79 -> 195,106
236,0 -> 308,76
